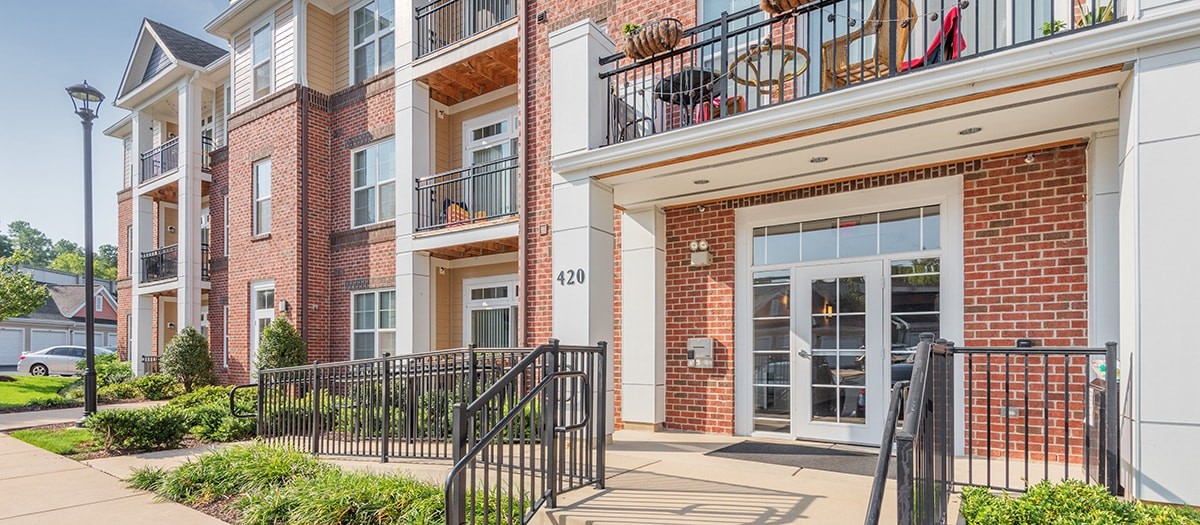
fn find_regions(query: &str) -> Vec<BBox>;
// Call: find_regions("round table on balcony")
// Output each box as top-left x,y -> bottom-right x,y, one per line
652,68 -> 720,126
729,42 -> 810,104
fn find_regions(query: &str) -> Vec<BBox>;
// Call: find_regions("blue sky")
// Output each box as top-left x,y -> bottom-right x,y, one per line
0,0 -> 228,247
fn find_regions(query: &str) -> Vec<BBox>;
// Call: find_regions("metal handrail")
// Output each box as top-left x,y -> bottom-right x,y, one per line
139,137 -> 180,183
415,154 -> 519,231
414,0 -> 515,57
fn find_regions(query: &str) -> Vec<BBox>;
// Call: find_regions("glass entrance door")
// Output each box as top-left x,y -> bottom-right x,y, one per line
792,261 -> 885,444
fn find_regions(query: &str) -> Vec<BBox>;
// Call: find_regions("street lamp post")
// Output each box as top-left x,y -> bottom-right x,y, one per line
66,81 -> 104,420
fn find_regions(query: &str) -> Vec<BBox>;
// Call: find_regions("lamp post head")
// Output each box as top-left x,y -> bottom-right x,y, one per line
66,81 -> 105,121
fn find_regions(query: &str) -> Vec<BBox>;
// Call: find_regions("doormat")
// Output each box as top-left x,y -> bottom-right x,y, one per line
706,441 -> 894,478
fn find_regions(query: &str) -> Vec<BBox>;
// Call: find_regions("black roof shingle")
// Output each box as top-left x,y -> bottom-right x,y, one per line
145,19 -> 227,68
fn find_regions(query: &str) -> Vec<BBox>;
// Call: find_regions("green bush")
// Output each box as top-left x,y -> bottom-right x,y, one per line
132,374 -> 182,400
161,326 -> 215,392
185,401 -> 255,442
237,468 -> 448,525
136,444 -> 332,505
97,382 -> 141,403
960,481 -> 1200,524
84,405 -> 188,451
77,352 -> 132,387
169,385 -> 235,409
254,317 -> 307,372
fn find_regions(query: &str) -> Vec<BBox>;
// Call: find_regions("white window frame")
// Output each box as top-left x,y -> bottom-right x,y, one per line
250,20 -> 274,100
250,280 -> 276,375
461,107 -> 518,169
350,138 -> 397,228
222,305 -> 230,369
349,0 -> 396,85
127,225 -> 134,278
462,274 -> 518,347
96,296 -> 103,313
351,289 -> 396,360
223,195 -> 230,256
253,158 -> 272,235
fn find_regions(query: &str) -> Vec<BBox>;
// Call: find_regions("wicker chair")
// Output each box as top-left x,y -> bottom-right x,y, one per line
820,0 -> 917,90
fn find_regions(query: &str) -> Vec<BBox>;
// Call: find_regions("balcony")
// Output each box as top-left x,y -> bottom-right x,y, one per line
201,136 -> 214,172
415,155 -> 518,231
602,0 -> 1119,145
139,137 -> 179,184
140,243 -> 209,284
415,0 -> 515,58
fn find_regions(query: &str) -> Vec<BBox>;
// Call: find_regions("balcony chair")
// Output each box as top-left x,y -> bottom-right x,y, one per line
820,0 -> 917,90
609,92 -> 656,142
899,5 -> 966,71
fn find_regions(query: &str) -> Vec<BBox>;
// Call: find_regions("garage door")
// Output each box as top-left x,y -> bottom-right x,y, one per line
70,331 -> 105,347
106,332 -> 118,347
30,329 -> 68,353
0,328 -> 23,366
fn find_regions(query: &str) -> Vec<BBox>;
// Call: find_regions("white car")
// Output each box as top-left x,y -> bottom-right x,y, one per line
17,346 -> 116,376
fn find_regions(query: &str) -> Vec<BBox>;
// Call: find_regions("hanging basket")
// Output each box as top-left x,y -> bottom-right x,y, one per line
622,18 -> 684,61
760,0 -> 811,16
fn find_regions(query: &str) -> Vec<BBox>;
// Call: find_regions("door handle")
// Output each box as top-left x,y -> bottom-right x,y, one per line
797,349 -> 812,358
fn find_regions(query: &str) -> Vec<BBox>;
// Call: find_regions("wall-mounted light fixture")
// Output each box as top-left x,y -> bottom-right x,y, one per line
277,300 -> 289,313
1024,153 -> 1036,164
688,239 -> 712,268
166,322 -> 176,330
167,225 -> 176,233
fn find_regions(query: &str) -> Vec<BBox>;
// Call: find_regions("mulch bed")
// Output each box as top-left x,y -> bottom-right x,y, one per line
0,401 -> 84,414
192,498 -> 243,524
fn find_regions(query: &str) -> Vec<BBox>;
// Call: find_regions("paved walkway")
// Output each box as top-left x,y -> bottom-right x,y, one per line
0,400 -> 166,431
0,433 -> 225,524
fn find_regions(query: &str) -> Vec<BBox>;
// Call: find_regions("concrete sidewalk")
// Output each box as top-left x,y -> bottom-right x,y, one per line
0,400 -> 166,431
0,433 -> 226,524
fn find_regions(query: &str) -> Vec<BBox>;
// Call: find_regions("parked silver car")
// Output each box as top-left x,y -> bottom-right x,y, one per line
17,346 -> 116,376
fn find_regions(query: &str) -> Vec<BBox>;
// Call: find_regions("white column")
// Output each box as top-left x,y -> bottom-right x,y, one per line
1088,132 -> 1119,347
177,80 -> 204,330
130,193 -> 155,376
549,20 -> 617,432
1118,44 -> 1200,505
620,207 -> 667,429
394,13 -> 433,354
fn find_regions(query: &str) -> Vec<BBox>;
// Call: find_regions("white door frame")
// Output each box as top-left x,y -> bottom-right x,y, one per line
461,106 -> 518,168
250,280 -> 275,375
733,176 -> 964,440
462,274 -> 518,347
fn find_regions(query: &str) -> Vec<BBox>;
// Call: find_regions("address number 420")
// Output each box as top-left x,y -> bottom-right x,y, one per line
556,268 -> 586,286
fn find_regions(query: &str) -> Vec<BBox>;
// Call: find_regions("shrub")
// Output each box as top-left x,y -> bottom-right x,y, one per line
960,481 -> 1200,524
77,352 -> 132,387
144,444 -> 331,504
85,405 -> 188,451
161,326 -> 215,392
127,466 -> 167,492
97,382 -> 141,403
169,385 -> 235,409
254,317 -> 307,372
185,401 -> 255,442
237,469 -> 448,525
132,374 -> 182,400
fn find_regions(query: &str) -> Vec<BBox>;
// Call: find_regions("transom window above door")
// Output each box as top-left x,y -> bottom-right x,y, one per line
753,205 -> 940,266
351,0 -> 396,84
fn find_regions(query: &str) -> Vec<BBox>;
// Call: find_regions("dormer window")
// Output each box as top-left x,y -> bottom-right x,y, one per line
351,0 -> 395,84
252,23 -> 272,99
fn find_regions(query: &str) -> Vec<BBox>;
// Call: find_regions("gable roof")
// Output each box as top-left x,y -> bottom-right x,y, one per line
144,19 -> 227,68
16,285 -> 117,325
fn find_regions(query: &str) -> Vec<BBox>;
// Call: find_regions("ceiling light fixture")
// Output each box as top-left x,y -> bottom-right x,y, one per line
810,156 -> 829,163
958,127 -> 982,135
1024,154 -> 1036,164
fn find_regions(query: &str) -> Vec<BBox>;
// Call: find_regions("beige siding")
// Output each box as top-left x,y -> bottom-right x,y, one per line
435,266 -> 452,350
232,29 -> 252,111
434,110 -> 452,174
443,262 -> 518,348
274,3 -> 296,88
214,84 -> 226,147
306,4 -> 336,94
333,10 -> 349,91
122,136 -> 132,188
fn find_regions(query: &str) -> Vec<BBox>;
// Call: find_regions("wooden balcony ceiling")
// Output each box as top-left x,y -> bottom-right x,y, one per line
143,179 -> 210,204
428,236 -> 518,260
419,40 -> 518,106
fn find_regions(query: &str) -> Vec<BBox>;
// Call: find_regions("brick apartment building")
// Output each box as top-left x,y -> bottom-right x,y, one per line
106,0 -> 1200,505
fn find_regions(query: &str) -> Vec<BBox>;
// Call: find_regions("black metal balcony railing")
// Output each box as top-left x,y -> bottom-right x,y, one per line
201,243 -> 210,281
141,355 -> 160,374
415,0 -> 515,58
602,0 -> 1118,145
201,136 -> 214,173
415,155 -> 518,231
139,137 -> 179,183
141,244 -> 178,283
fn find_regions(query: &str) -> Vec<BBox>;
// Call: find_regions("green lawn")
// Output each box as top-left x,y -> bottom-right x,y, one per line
0,375 -> 76,410
10,427 -> 102,456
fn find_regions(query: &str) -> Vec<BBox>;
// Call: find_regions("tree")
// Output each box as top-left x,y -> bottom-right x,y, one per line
0,234 -> 11,259
50,239 -> 82,260
6,221 -> 52,267
0,265 -> 48,322
94,244 -> 118,281
160,326 -> 215,392
48,251 -> 86,275
255,317 -> 308,371
97,244 -> 117,268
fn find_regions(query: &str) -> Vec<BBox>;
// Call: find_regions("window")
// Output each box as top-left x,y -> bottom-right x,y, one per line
351,0 -> 395,84
96,297 -> 103,312
251,23 -> 273,99
222,306 -> 229,368
352,290 -> 396,359
126,314 -> 132,350
250,281 -> 275,375
699,0 -> 760,22
126,225 -> 133,277
352,139 -> 396,227
253,159 -> 272,235
223,195 -> 230,255
752,205 -> 941,266
461,109 -> 519,220
463,276 -> 518,348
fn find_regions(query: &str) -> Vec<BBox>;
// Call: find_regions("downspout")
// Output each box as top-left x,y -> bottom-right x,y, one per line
516,0 -> 529,347
299,88 -> 310,342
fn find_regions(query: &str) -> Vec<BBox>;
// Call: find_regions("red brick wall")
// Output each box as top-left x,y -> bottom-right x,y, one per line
116,189 -> 132,359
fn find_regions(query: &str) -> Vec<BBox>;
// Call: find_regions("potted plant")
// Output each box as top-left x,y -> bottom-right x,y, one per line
622,18 -> 683,61
760,0 -> 810,16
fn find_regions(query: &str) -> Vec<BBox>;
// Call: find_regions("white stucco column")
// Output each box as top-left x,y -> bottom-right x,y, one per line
1088,131 -> 1119,348
129,109 -> 155,376
549,20 -> 616,432
1117,42 -> 1200,505
620,207 -> 667,429
394,14 -> 433,354
177,80 -> 204,331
